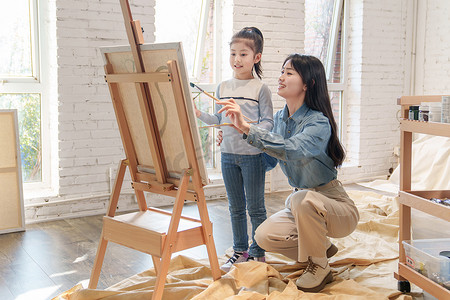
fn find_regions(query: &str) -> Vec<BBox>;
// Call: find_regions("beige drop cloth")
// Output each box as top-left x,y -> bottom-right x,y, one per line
360,134 -> 450,193
55,190 -> 421,300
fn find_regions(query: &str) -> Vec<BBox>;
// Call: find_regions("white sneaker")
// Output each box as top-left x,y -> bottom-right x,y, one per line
296,257 -> 333,293
248,256 -> 265,262
220,251 -> 249,272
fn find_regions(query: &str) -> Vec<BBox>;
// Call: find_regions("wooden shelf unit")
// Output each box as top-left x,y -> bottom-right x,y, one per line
395,95 -> 450,299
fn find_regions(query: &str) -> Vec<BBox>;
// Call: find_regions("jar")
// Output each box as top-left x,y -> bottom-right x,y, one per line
428,102 -> 442,122
408,106 -> 419,120
419,104 -> 429,121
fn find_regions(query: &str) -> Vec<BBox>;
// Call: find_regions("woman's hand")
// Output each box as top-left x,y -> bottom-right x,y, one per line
217,99 -> 250,134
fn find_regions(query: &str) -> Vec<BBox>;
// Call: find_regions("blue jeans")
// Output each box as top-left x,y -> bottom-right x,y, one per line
221,153 -> 267,257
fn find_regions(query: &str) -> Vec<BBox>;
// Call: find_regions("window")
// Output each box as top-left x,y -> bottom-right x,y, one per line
155,0 -> 218,169
0,0 -> 52,189
0,94 -> 41,181
305,0 -> 346,140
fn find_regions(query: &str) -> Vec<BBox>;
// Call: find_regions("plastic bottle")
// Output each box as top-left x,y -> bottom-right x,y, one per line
428,102 -> 442,122
409,106 -> 419,120
419,104 -> 429,121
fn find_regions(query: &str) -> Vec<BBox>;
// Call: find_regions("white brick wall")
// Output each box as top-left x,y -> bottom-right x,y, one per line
24,0 -> 156,222
56,0 -> 155,199
339,0 -> 408,182
342,0 -> 450,183
25,0 -> 450,221
422,0 -> 450,93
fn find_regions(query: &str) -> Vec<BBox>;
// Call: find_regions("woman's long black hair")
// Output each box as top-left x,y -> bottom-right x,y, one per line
284,54 -> 345,167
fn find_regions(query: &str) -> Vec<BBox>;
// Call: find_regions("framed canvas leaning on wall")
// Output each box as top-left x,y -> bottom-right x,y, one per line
0,110 -> 25,234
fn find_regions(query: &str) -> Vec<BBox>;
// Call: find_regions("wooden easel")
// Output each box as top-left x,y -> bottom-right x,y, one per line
88,1 -> 221,299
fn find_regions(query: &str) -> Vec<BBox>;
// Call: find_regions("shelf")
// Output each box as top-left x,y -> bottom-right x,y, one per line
396,263 -> 450,299
400,119 -> 450,137
399,191 -> 450,222
398,95 -> 446,105
397,95 -> 450,299
103,209 -> 205,256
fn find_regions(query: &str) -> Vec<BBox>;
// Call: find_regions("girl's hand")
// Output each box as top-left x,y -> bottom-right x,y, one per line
217,99 -> 250,134
216,130 -> 223,146
193,101 -> 201,118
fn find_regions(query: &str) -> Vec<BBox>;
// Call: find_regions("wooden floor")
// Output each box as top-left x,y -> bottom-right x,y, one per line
0,185 -> 447,300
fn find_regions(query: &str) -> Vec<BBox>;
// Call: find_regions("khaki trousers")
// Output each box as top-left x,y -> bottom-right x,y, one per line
254,179 -> 359,262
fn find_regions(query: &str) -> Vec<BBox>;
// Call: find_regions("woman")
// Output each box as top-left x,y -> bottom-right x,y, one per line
217,54 -> 360,293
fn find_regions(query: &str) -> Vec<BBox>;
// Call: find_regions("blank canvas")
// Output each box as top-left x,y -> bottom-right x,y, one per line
101,42 -> 208,185
0,110 -> 25,234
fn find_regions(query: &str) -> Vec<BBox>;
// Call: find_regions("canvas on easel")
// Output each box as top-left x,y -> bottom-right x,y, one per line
100,42 -> 209,186
88,1 -> 221,299
0,110 -> 25,234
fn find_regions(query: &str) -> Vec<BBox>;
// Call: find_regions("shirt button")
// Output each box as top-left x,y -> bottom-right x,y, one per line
283,162 -> 287,166
288,130 -> 291,133
249,141 -> 253,144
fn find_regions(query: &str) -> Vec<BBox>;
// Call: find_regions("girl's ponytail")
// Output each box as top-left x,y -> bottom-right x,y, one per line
230,27 -> 264,79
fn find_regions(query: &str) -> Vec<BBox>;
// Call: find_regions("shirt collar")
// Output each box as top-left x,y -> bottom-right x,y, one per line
282,103 -> 310,122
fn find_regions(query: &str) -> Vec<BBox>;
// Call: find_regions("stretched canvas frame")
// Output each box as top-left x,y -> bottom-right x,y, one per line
0,110 -> 25,234
100,43 -> 208,186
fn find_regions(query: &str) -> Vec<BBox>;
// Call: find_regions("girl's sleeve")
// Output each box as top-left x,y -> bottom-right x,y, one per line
246,114 -> 331,161
198,84 -> 222,125
257,84 -> 274,131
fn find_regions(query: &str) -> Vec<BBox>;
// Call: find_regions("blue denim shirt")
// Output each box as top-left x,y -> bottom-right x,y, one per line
246,103 -> 337,188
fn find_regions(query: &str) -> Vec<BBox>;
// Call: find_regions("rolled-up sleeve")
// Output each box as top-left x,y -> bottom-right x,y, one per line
246,115 -> 331,161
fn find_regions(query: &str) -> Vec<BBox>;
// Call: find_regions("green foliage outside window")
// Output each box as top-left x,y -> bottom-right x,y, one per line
193,92 -> 215,169
0,93 -> 41,182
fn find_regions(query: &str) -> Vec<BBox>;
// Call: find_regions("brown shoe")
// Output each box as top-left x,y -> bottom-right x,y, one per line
296,257 -> 333,293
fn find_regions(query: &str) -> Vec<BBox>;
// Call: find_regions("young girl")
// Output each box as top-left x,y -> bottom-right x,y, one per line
217,54 -> 359,292
195,27 -> 273,271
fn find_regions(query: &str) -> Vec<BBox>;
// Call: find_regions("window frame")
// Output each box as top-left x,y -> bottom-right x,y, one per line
191,0 -> 213,81
0,0 -> 53,195
190,0 -> 222,172
0,0 -> 40,83
326,0 -> 347,142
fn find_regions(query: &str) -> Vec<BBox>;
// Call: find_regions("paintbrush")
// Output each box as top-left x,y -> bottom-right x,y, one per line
190,82 -> 254,123
199,121 -> 257,129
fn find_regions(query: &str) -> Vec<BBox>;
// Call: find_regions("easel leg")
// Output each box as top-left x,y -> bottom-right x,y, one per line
135,189 -> 147,211
196,188 -> 221,280
89,231 -> 108,289
151,255 -> 160,275
152,171 -> 190,300
89,159 -> 126,288
107,159 -> 128,216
